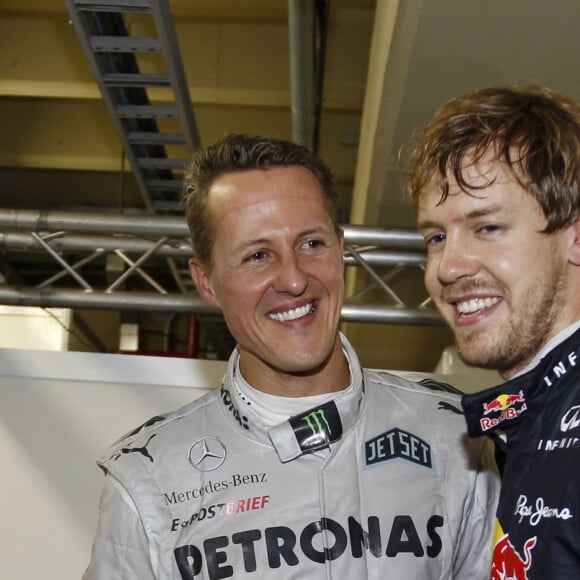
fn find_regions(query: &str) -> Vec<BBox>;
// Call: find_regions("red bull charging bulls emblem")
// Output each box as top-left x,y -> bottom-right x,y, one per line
491,533 -> 536,580
480,390 -> 527,431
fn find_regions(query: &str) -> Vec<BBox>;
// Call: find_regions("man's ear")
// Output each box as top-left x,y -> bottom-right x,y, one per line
567,217 -> 580,266
189,258 -> 220,307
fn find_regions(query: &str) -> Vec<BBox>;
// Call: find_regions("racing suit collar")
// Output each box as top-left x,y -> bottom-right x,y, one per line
462,326 -> 580,439
219,333 -> 364,462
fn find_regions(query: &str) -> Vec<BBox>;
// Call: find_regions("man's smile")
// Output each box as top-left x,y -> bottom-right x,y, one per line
454,296 -> 501,317
268,301 -> 315,322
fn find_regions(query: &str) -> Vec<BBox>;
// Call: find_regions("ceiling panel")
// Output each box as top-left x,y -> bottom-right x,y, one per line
0,0 -> 577,370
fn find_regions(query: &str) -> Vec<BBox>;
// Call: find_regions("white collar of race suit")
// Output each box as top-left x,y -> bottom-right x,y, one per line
511,320 -> 580,379
220,333 -> 364,462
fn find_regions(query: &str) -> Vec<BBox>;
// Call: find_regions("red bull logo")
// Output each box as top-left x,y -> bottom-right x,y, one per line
480,390 -> 527,431
491,533 -> 536,580
483,391 -> 526,415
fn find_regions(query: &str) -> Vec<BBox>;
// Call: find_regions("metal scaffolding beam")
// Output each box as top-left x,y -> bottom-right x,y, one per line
63,0 -> 200,212
0,286 -> 442,326
0,208 -> 440,326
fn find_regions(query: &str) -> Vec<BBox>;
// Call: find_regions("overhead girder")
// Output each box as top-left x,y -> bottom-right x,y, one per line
0,286 -> 442,326
0,208 -> 440,326
63,0 -> 201,212
0,208 -> 426,246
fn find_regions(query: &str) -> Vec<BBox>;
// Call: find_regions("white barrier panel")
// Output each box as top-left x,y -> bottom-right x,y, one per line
0,348 -> 226,580
0,306 -> 71,350
0,347 -> 499,579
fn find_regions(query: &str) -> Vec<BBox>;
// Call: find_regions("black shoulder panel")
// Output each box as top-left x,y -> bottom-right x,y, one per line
417,377 -> 465,396
112,414 -> 167,445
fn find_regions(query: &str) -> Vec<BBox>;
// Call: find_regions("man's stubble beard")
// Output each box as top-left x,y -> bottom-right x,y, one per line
455,261 -> 568,378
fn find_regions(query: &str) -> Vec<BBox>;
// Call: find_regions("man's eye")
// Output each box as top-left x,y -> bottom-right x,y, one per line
305,239 -> 324,250
245,251 -> 266,263
479,224 -> 501,234
425,233 -> 445,246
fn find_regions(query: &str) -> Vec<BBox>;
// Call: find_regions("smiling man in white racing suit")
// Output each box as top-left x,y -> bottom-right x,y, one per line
83,134 -> 499,579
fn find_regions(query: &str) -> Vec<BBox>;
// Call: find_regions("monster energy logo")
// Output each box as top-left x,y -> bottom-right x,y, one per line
289,401 -> 343,453
304,409 -> 331,436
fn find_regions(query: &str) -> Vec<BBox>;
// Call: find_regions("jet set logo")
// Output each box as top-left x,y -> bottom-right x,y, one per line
365,428 -> 432,469
289,402 -> 343,453
480,390 -> 527,431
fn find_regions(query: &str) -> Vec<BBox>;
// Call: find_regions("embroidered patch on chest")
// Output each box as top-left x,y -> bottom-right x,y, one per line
364,427 -> 432,469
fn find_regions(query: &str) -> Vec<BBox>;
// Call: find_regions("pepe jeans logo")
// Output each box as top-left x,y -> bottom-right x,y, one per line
289,402 -> 343,453
514,494 -> 574,526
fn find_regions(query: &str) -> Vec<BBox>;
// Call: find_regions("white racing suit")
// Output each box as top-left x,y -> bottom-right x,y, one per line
83,337 -> 499,579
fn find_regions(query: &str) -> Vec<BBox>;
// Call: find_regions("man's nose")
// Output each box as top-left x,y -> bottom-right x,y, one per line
273,252 -> 308,295
436,236 -> 479,284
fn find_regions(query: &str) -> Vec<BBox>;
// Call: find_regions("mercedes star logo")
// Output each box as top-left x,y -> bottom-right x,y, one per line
188,437 -> 227,472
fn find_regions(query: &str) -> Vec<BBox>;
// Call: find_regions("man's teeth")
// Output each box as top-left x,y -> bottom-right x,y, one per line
456,297 -> 499,315
269,303 -> 313,322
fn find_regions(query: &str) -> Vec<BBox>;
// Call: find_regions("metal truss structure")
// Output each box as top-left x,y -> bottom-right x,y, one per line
63,0 -> 200,213
0,208 -> 442,327
0,2 -> 442,332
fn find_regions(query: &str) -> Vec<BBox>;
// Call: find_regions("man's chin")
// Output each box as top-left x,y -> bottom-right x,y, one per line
456,342 -> 514,375
455,339 -> 499,370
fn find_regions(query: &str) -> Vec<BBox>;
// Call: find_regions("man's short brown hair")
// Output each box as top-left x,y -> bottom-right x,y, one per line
183,134 -> 338,267
404,85 -> 580,233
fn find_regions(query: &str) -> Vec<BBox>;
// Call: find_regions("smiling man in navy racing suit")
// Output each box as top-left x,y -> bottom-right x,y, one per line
408,85 -> 580,579
82,134 -> 499,579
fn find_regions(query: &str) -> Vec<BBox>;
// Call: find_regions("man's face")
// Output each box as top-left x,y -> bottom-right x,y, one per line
417,155 -> 575,378
189,165 -> 345,390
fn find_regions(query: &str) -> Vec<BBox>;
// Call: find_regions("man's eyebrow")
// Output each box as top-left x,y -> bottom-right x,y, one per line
416,217 -> 444,231
243,237 -> 268,247
463,204 -> 504,219
417,204 -> 506,230
232,237 -> 269,254
299,227 -> 329,237
232,227 -> 332,253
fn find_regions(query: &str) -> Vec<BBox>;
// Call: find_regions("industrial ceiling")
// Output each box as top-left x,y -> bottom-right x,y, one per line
0,0 -> 578,371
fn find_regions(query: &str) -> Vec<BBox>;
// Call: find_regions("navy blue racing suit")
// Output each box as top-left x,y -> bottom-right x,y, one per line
462,325 -> 580,579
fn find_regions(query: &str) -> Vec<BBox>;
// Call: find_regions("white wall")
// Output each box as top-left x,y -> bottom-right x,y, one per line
0,348 -> 226,580
0,306 -> 71,350
0,347 -> 499,579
